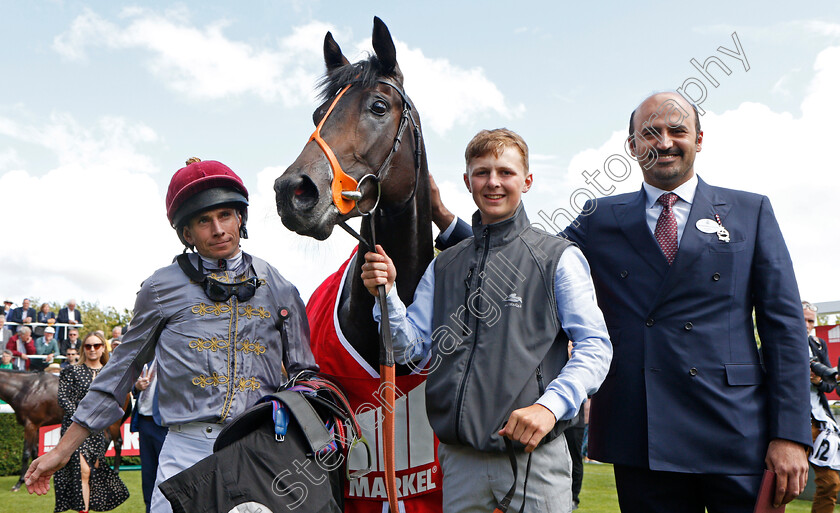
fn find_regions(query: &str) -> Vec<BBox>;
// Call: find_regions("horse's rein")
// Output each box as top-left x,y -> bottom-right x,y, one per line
308,79 -> 423,217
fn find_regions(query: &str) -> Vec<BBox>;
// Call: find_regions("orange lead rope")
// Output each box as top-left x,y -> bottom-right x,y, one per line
309,84 -> 359,215
374,214 -> 399,512
380,364 -> 399,513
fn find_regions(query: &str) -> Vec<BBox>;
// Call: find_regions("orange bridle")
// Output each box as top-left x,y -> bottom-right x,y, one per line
309,84 -> 359,215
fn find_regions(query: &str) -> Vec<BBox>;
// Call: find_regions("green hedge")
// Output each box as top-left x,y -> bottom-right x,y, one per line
0,414 -> 141,476
0,414 -> 25,476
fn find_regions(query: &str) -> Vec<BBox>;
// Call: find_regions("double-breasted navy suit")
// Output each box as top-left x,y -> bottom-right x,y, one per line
562,177 -> 810,474
7,307 -> 36,326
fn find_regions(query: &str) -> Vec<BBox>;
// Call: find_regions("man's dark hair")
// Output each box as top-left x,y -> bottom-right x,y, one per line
629,98 -> 701,142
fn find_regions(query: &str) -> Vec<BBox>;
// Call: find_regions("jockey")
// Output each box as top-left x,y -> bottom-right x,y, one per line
25,158 -> 318,513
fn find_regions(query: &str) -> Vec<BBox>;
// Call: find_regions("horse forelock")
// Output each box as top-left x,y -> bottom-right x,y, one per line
317,55 -> 399,102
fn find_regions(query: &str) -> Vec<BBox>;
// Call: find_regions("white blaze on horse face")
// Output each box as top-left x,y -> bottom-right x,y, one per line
464,146 -> 532,226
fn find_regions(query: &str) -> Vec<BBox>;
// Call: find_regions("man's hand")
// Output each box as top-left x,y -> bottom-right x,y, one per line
429,174 -> 455,232
361,245 -> 396,297
25,450 -> 68,495
810,371 -> 822,385
26,422 -> 89,495
135,375 -> 151,391
765,438 -> 809,507
498,404 -> 556,453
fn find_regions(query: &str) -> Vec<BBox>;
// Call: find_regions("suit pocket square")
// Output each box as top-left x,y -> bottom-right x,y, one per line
725,364 -> 765,386
709,239 -> 747,253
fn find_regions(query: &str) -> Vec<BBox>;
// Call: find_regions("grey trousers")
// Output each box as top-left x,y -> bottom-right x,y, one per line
149,422 -> 220,513
437,434 -> 572,513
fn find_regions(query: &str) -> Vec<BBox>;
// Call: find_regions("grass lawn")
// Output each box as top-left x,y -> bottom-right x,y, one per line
576,463 -> 816,512
0,463 -> 819,512
0,470 -> 145,512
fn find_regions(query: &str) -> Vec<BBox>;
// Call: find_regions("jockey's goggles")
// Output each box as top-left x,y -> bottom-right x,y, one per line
203,275 -> 259,303
176,253 -> 261,303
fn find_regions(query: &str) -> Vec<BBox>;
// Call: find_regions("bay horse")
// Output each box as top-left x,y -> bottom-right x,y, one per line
275,17 -> 441,511
0,369 -> 130,491
275,16 -> 433,366
0,369 -> 62,491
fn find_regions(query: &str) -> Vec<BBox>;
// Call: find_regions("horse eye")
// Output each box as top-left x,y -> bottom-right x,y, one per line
313,108 -> 326,126
370,100 -> 388,116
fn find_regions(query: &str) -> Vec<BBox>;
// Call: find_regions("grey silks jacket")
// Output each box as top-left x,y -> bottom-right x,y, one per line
426,204 -> 573,452
74,252 -> 317,431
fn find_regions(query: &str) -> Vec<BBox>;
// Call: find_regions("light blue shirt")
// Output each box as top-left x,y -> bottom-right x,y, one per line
373,246 -> 612,422
642,173 -> 698,245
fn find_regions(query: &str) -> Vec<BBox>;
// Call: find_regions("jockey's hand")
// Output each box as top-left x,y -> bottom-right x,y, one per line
26,422 -> 89,495
25,449 -> 70,495
361,245 -> 396,297
765,438 -> 809,507
499,404 -> 556,453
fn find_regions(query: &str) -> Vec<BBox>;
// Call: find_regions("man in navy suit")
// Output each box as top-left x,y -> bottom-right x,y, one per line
561,92 -> 810,512
56,299 -> 82,341
434,91 -> 810,512
7,298 -> 36,327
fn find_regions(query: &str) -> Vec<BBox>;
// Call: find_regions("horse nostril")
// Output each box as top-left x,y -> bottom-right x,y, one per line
290,175 -> 319,210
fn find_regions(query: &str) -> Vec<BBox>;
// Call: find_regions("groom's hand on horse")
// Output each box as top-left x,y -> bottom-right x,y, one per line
428,174 -> 455,231
498,404 -> 556,453
362,245 -> 396,297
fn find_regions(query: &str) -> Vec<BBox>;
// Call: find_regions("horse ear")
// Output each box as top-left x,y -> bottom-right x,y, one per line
324,31 -> 349,71
372,16 -> 398,75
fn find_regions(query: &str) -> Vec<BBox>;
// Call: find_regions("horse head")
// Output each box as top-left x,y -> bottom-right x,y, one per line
275,17 -> 423,240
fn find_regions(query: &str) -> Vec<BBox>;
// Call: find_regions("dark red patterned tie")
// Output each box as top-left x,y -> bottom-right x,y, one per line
655,193 -> 679,264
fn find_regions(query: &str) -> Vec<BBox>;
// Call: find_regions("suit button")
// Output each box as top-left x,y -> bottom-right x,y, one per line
684,322 -> 693,331
712,272 -> 721,281
689,368 -> 698,376
620,270 -> 629,278
646,318 -> 654,327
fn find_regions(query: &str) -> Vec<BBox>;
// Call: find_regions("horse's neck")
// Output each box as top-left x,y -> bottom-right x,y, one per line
339,172 -> 434,370
0,371 -> 26,407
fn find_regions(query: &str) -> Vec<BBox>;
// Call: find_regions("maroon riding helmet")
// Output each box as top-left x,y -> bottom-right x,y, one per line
166,158 -> 250,248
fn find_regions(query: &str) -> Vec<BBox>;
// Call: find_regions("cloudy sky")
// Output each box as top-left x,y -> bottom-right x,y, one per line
1,1 -> 839,312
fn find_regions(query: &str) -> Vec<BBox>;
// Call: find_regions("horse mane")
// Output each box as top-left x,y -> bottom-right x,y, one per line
317,55 -> 394,101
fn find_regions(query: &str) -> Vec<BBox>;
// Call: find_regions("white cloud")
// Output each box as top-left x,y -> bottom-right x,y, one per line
395,42 -> 525,135
0,111 -> 363,309
0,112 -> 173,309
52,8 -> 522,135
804,21 -> 840,38
540,45 -> 840,302
53,8 -> 332,106
0,148 -> 22,171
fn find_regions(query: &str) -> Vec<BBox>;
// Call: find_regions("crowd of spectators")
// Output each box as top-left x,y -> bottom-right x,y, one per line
0,298 -> 124,374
